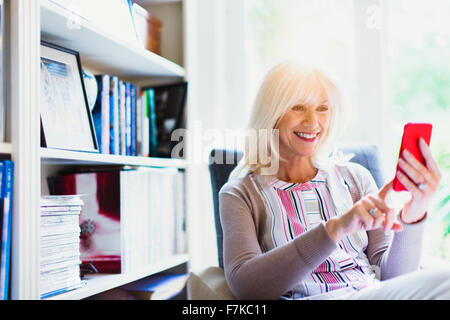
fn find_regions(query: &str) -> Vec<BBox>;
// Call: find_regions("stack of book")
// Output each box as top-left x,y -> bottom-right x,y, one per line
40,195 -> 86,299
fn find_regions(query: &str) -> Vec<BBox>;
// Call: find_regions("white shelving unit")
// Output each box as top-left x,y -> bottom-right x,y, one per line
6,0 -> 189,300
45,254 -> 189,300
41,148 -> 187,168
40,0 -> 185,79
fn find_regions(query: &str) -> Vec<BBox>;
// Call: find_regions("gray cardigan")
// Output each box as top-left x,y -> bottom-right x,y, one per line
219,162 -> 426,300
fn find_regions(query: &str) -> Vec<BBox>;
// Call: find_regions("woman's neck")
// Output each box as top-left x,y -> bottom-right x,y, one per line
276,156 -> 318,184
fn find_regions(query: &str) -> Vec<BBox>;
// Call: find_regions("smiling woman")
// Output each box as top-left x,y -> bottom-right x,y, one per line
218,60 -> 449,300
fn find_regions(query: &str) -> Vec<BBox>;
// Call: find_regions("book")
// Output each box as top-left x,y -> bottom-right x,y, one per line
123,273 -> 188,300
148,88 -> 158,157
125,82 -> 131,155
110,76 -> 119,155
141,91 -> 149,157
0,3 -> 4,143
130,84 -> 136,156
136,90 -> 142,156
0,160 -> 13,300
119,80 -> 126,155
92,75 -> 110,154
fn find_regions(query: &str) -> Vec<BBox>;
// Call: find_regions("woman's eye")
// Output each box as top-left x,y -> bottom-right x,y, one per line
317,105 -> 329,112
292,105 -> 305,111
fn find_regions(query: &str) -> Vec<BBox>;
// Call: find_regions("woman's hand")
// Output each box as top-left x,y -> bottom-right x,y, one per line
326,180 -> 402,243
396,137 -> 442,224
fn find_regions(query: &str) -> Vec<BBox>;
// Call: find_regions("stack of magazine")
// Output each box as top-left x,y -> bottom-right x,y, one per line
40,195 -> 86,299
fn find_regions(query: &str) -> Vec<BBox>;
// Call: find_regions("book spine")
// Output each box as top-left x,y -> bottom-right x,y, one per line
0,160 -> 13,300
136,89 -> 142,156
130,84 -> 136,156
119,81 -> 126,156
126,83 -> 131,156
142,91 -> 149,157
113,77 -> 120,155
148,89 -> 158,157
101,75 -> 110,154
109,76 -> 119,155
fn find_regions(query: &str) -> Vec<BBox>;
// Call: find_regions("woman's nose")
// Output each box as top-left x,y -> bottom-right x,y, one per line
302,110 -> 317,126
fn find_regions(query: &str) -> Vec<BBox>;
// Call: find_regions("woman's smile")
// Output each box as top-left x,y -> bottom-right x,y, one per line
293,131 -> 320,143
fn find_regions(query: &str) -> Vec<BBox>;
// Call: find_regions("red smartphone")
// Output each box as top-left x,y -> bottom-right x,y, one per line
393,123 -> 433,192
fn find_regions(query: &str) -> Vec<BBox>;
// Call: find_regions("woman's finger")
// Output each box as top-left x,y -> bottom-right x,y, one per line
359,199 -> 376,229
367,194 -> 393,213
398,158 -> 428,186
378,179 -> 394,201
396,171 -> 422,198
383,206 -> 396,234
418,138 -> 442,181
402,149 -> 438,186
367,195 -> 392,229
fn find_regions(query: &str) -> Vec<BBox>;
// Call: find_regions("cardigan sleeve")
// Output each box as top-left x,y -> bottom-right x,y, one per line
219,177 -> 337,300
353,164 -> 427,280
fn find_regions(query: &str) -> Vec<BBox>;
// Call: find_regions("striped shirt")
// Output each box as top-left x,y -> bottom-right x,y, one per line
251,169 -> 379,299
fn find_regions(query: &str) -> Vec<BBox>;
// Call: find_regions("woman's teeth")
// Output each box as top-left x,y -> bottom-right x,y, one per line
295,132 -> 317,139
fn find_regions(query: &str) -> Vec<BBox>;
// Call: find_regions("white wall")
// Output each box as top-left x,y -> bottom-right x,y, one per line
184,0 -> 247,270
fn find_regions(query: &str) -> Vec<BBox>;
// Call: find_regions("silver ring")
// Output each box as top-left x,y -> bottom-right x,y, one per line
369,208 -> 378,216
418,183 -> 427,190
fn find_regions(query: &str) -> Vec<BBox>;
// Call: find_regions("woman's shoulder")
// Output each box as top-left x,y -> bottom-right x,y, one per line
334,160 -> 373,181
333,161 -> 379,197
219,173 -> 258,197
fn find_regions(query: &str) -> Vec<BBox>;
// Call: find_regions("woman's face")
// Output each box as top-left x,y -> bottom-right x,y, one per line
276,96 -> 331,160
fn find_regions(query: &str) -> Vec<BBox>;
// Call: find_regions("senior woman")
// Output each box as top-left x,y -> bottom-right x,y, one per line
219,61 -> 450,300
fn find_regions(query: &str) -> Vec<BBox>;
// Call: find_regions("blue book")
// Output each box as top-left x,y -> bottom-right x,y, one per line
0,160 -> 13,300
125,83 -> 131,156
148,89 -> 158,157
109,77 -> 119,155
130,84 -> 136,156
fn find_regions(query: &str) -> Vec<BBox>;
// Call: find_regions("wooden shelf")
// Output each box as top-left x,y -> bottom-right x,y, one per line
44,253 -> 189,300
40,0 -> 185,79
40,148 -> 187,168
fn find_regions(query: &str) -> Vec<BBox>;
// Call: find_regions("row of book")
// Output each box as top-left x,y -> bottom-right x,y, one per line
40,195 -> 86,299
0,160 -> 13,300
47,167 -> 186,275
92,74 -> 187,159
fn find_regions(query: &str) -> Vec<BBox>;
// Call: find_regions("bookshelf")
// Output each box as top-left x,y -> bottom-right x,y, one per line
40,0 -> 185,79
40,148 -> 187,168
6,0 -> 189,299
44,253 -> 189,300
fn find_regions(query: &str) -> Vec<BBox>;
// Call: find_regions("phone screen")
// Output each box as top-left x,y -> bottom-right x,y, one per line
393,123 -> 432,192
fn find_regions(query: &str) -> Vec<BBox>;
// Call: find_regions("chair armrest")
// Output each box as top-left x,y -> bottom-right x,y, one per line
187,266 -> 236,300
